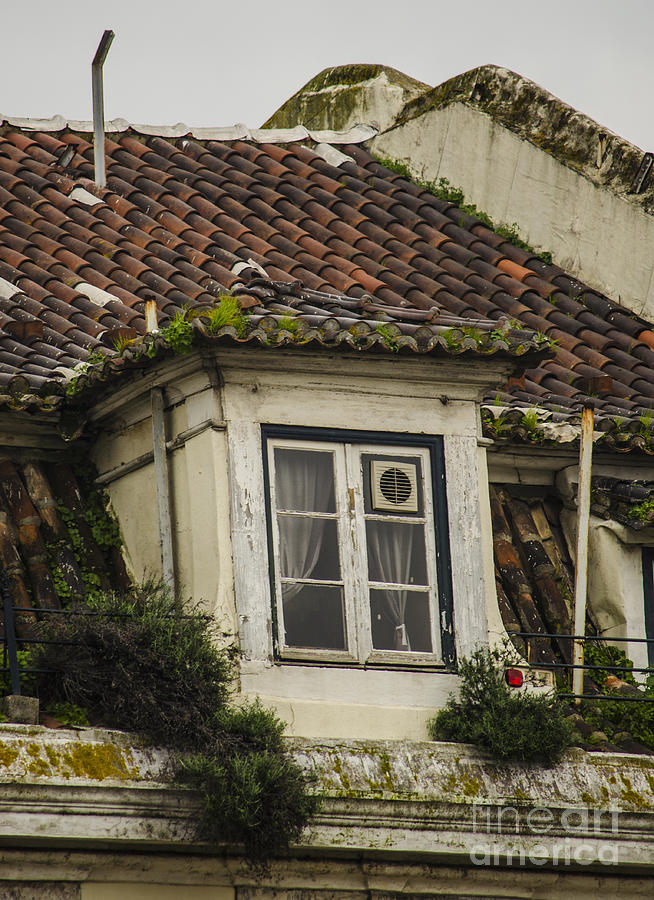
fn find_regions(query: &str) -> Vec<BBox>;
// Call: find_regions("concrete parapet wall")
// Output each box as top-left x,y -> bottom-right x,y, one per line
1,725 -> 653,876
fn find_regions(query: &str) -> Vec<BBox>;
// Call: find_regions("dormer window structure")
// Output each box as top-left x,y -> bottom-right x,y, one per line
263,427 -> 454,666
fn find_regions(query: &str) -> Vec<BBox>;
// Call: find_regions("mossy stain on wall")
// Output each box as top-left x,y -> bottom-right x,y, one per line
0,741 -> 19,767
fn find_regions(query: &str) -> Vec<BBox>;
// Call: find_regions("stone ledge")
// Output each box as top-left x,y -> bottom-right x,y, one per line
0,727 -> 653,870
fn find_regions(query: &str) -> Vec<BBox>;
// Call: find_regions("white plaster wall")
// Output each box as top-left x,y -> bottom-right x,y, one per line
373,104 -> 654,318
90,363 -> 237,633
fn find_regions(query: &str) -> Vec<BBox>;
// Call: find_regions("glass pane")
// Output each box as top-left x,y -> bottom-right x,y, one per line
274,447 -> 335,512
282,583 -> 346,650
278,516 -> 340,580
366,521 -> 427,585
370,589 -> 432,652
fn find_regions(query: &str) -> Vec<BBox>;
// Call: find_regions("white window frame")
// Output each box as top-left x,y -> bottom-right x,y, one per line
264,431 -> 451,666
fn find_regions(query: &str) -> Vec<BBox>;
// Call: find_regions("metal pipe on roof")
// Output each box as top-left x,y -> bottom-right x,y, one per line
572,403 -> 595,703
145,298 -> 159,333
92,29 -> 115,188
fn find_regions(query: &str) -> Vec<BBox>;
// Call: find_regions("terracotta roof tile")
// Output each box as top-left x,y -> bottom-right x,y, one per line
0,125 -> 649,430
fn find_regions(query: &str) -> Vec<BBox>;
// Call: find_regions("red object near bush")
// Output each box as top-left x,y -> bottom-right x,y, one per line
505,667 -> 524,687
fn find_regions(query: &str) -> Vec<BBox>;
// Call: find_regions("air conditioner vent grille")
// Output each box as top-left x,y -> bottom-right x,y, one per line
370,460 -> 419,513
379,467 -> 412,505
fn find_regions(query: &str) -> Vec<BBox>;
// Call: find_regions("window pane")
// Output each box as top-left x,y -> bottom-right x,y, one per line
366,520 -> 427,585
282,583 -> 346,650
278,516 -> 340,580
274,448 -> 335,512
370,589 -> 432,652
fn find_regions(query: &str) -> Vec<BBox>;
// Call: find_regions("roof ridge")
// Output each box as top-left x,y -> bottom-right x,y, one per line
0,117 -> 378,145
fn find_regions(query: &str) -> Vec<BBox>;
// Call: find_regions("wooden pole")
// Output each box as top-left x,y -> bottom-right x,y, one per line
572,404 -> 594,702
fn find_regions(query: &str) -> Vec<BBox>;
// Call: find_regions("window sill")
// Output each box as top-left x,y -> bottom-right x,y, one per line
273,656 -> 457,674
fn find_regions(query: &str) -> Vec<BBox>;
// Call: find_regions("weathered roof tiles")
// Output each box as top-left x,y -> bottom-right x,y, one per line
0,125 -> 653,430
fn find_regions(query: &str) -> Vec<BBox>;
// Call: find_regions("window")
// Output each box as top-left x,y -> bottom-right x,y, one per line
262,427 -> 454,666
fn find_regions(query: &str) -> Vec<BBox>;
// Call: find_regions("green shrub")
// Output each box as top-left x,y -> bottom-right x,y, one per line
48,701 -> 90,727
28,582 -> 317,857
578,644 -> 654,749
428,648 -> 573,765
178,700 -> 317,857
31,581 -> 233,749
0,648 -> 36,697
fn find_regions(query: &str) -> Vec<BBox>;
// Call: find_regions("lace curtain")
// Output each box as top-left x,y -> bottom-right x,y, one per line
276,450 -> 333,600
367,522 -> 415,650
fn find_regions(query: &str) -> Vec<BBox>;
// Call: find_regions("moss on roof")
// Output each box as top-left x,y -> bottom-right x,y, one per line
264,64 -> 429,131
393,64 -> 653,212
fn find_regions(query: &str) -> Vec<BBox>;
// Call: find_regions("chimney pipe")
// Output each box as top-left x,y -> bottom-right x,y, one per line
145,297 -> 159,333
92,29 -> 115,188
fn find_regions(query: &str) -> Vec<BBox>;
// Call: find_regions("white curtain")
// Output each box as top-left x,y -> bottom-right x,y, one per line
276,450 -> 332,600
367,522 -> 415,650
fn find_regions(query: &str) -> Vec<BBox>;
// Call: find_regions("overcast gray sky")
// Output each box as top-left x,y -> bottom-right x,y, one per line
2,1 -> 653,150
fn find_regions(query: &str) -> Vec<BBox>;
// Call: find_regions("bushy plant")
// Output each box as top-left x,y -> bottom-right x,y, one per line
32,581 -> 233,749
429,648 -> 573,765
579,644 -> 654,749
28,582 -> 317,857
178,701 -> 316,857
0,648 -> 36,697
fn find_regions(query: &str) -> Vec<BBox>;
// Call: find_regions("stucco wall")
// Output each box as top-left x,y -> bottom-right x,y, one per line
90,360 -> 237,635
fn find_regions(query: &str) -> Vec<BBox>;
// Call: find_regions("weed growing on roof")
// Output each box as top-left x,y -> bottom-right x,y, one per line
374,155 -> 553,264
429,647 -> 573,765
112,334 -> 135,354
628,496 -> 654,524
28,580 -> 317,857
200,295 -> 250,337
162,310 -> 194,354
85,349 -> 106,366
521,407 -> 541,434
277,315 -> 301,336
639,410 -> 654,435
480,407 -> 548,442
486,409 -> 509,438
461,325 -> 484,344
440,329 -> 461,351
375,322 -> 399,351
65,349 -> 109,397
487,327 -> 509,343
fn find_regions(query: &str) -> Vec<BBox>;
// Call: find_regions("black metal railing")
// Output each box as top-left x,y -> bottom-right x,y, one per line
506,630 -> 654,702
0,568 -> 208,698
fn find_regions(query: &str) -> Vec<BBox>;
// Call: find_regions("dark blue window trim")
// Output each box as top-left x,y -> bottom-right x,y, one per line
261,424 -> 456,667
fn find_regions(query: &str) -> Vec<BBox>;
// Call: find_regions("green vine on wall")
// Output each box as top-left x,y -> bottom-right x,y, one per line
43,463 -> 124,607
